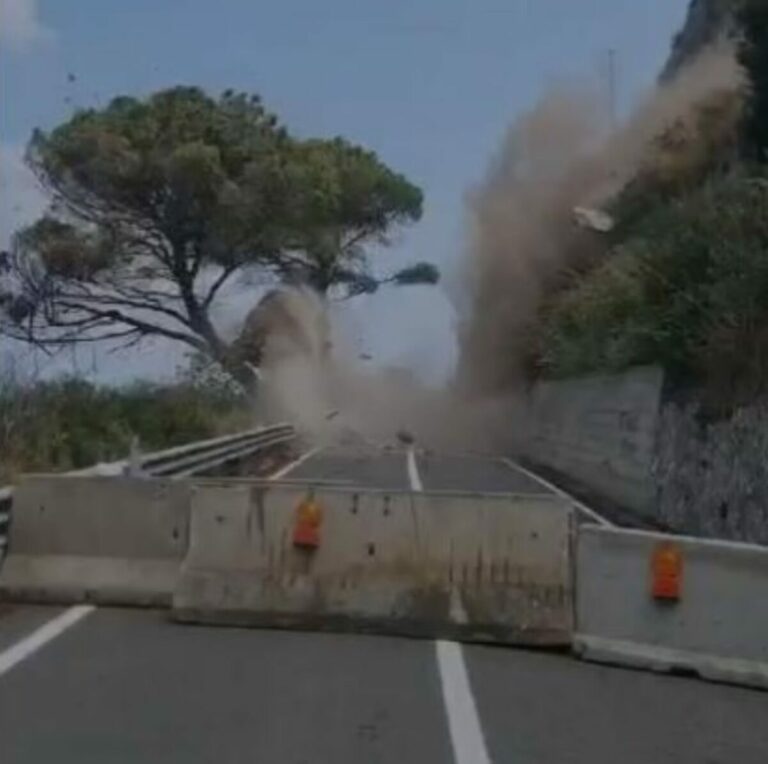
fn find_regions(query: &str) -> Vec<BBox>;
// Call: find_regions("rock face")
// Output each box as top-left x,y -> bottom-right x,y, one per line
661,0 -> 735,81
653,401 -> 768,545
510,364 -> 768,545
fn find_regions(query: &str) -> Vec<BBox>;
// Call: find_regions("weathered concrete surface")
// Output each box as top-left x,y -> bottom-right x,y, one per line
174,483 -> 574,644
575,524 -> 768,689
0,476 -> 189,606
519,366 -> 664,518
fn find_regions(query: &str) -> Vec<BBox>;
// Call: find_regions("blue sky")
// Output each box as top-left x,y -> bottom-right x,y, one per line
0,0 -> 690,384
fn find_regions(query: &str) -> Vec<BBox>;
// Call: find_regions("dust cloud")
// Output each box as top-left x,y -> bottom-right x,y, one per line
455,42 -> 742,395
256,44 -> 742,454
254,286 -> 509,453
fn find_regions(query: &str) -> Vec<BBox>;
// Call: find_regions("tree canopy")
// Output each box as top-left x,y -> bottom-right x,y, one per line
1,86 -> 436,385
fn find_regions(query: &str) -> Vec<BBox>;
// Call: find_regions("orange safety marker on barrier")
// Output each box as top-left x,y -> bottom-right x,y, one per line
651,542 -> 683,601
292,496 -> 323,550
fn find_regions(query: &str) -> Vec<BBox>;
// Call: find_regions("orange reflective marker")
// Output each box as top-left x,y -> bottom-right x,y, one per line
292,496 -> 323,550
651,542 -> 683,601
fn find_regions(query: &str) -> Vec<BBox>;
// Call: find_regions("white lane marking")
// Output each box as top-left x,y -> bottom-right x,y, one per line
0,605 -> 95,678
437,640 -> 492,764
500,457 -> 614,527
406,447 -> 423,492
449,587 -> 468,625
407,449 -> 489,762
268,446 -> 321,481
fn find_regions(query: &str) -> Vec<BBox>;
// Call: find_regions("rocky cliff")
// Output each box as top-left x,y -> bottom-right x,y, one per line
662,0 -> 735,81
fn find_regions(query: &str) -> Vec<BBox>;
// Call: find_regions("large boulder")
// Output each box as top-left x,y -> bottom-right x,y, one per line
229,287 -> 330,371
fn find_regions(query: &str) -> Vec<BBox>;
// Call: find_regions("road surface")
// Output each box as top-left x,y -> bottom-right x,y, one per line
0,447 -> 765,763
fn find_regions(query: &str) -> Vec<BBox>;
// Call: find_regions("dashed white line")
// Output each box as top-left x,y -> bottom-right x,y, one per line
437,640 -> 493,764
500,457 -> 614,527
0,605 -> 95,679
268,446 -> 321,481
406,447 -> 423,492
406,447 -> 492,764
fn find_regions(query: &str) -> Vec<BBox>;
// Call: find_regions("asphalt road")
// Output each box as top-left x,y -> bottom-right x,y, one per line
0,605 -> 765,763
0,447 -> 766,763
287,447 -> 413,491
286,445 -> 552,494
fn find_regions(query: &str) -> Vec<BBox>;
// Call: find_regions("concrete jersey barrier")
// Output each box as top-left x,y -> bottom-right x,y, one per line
4,472 -> 768,693
173,483 -> 575,645
0,476 -> 189,606
575,524 -> 768,690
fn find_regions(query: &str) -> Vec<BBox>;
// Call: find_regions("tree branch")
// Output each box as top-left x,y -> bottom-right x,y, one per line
56,301 -> 208,350
340,227 -> 375,255
202,264 -> 239,309
74,291 -> 194,329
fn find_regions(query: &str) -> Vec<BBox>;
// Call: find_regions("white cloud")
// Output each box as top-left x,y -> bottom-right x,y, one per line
0,0 -> 52,50
0,143 -> 47,249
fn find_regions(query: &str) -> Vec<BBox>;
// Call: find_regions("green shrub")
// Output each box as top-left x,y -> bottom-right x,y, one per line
0,377 -> 249,483
540,170 -> 768,405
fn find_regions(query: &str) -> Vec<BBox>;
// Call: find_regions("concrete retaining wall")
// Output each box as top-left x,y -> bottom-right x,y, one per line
575,524 -> 768,689
173,483 -> 574,645
519,365 -> 768,544
0,476 -> 189,606
520,366 -> 664,518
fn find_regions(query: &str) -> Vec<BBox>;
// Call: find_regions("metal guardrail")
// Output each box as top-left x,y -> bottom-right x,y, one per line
0,423 -> 295,559
137,424 -> 294,478
0,487 -> 11,556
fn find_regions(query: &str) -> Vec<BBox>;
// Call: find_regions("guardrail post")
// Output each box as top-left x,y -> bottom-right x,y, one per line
126,436 -> 144,478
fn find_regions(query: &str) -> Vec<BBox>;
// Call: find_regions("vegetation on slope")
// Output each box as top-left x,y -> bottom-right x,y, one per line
0,376 -> 248,484
537,0 -> 768,410
540,173 -> 768,401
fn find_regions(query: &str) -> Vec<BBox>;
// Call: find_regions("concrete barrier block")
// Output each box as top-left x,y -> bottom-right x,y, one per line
0,476 -> 189,606
174,484 -> 574,645
575,525 -> 768,690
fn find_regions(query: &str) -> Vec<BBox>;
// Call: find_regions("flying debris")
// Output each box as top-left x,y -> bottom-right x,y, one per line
244,362 -> 262,383
396,429 -> 415,446
572,206 -> 615,233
